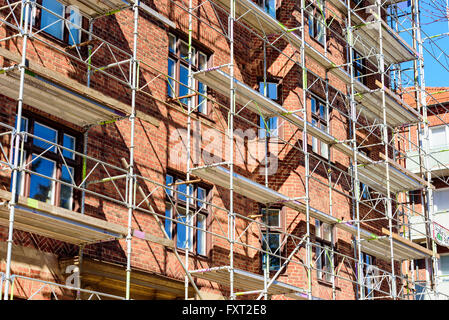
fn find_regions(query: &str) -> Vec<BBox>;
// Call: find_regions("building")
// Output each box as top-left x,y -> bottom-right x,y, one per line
402,87 -> 449,299
0,0 -> 445,300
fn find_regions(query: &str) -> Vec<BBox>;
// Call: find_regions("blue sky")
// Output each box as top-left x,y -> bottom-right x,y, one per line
396,1 -> 449,87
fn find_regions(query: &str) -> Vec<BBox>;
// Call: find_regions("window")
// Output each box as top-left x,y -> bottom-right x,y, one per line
165,172 -> 210,255
259,81 -> 279,138
261,208 -> 282,272
353,50 -> 366,85
362,252 -> 376,299
358,150 -> 370,200
430,126 -> 449,149
13,115 -> 79,211
31,0 -> 82,45
311,96 -> 329,158
257,0 -> 276,18
434,188 -> 449,213
315,220 -> 333,282
167,33 -> 209,115
308,0 -> 325,45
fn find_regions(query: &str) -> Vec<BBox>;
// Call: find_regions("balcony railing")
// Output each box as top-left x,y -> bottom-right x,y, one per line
406,145 -> 449,177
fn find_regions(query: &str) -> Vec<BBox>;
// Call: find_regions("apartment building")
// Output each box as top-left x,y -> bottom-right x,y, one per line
401,87 -> 449,299
0,0 -> 443,300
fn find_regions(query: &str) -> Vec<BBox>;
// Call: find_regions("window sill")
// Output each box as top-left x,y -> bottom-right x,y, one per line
166,97 -> 215,124
166,246 -> 210,261
317,278 -> 335,288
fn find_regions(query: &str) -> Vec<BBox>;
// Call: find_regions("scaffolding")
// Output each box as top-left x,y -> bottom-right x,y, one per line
0,0 -> 447,300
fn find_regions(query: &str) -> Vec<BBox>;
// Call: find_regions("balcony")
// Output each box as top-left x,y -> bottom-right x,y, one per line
406,146 -> 449,177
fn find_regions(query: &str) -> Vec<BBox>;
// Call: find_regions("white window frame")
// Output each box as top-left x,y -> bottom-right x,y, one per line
434,187 -> 449,214
430,125 -> 449,149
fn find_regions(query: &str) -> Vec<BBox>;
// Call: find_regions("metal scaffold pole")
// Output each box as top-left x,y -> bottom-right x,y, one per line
346,0 -> 364,300
411,0 -> 439,297
3,0 -> 31,300
229,0 -> 236,301
185,0 -> 193,300
300,0 -> 312,300
376,0 -> 397,300
125,0 -> 139,300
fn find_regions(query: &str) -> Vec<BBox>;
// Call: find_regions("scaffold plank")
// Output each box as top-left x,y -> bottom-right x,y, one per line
357,160 -> 425,194
58,0 -> 133,18
194,69 -> 358,160
190,266 -> 310,299
0,47 -> 159,127
0,189 -> 173,247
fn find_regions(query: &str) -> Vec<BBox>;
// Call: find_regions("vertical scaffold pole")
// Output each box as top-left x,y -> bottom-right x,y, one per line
3,0 -> 31,300
125,0 -> 139,300
412,0 -> 439,297
376,0 -> 397,300
300,0 -> 312,300
229,0 -> 236,301
185,0 -> 193,300
346,0 -> 364,300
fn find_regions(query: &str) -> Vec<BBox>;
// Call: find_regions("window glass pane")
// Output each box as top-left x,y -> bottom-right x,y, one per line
198,81 -> 207,114
198,53 -> 207,70
41,0 -> 64,40
430,127 -> 447,148
440,256 -> 449,276
33,122 -> 57,152
14,116 -> 28,139
165,204 -> 172,239
311,98 -> 317,114
197,187 -> 206,208
308,15 -> 314,37
266,0 -> 276,18
176,180 -> 188,202
166,174 -> 174,196
259,82 -> 278,101
267,83 -> 278,100
60,165 -> 73,210
179,65 -> 189,104
10,151 -> 26,196
316,15 -> 325,44
319,103 -> 327,121
268,117 -> 277,137
179,41 -> 195,64
30,155 -> 55,204
176,209 -> 192,249
434,189 -> 449,212
177,213 -> 187,248
62,134 -> 75,159
67,8 -> 81,46
262,208 -> 280,227
167,58 -> 175,98
262,233 -> 280,271
197,214 -> 206,255
168,34 -> 176,54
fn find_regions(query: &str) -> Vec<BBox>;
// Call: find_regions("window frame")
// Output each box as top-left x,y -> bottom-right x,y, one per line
353,50 -> 367,85
167,33 -> 210,116
434,187 -> 449,214
165,171 -> 211,256
258,80 -> 281,139
361,252 -> 376,299
15,112 -> 81,211
31,0 -> 84,45
430,125 -> 449,149
310,95 -> 330,159
257,0 -> 277,19
315,220 -> 334,283
307,0 -> 326,46
260,206 -> 284,273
